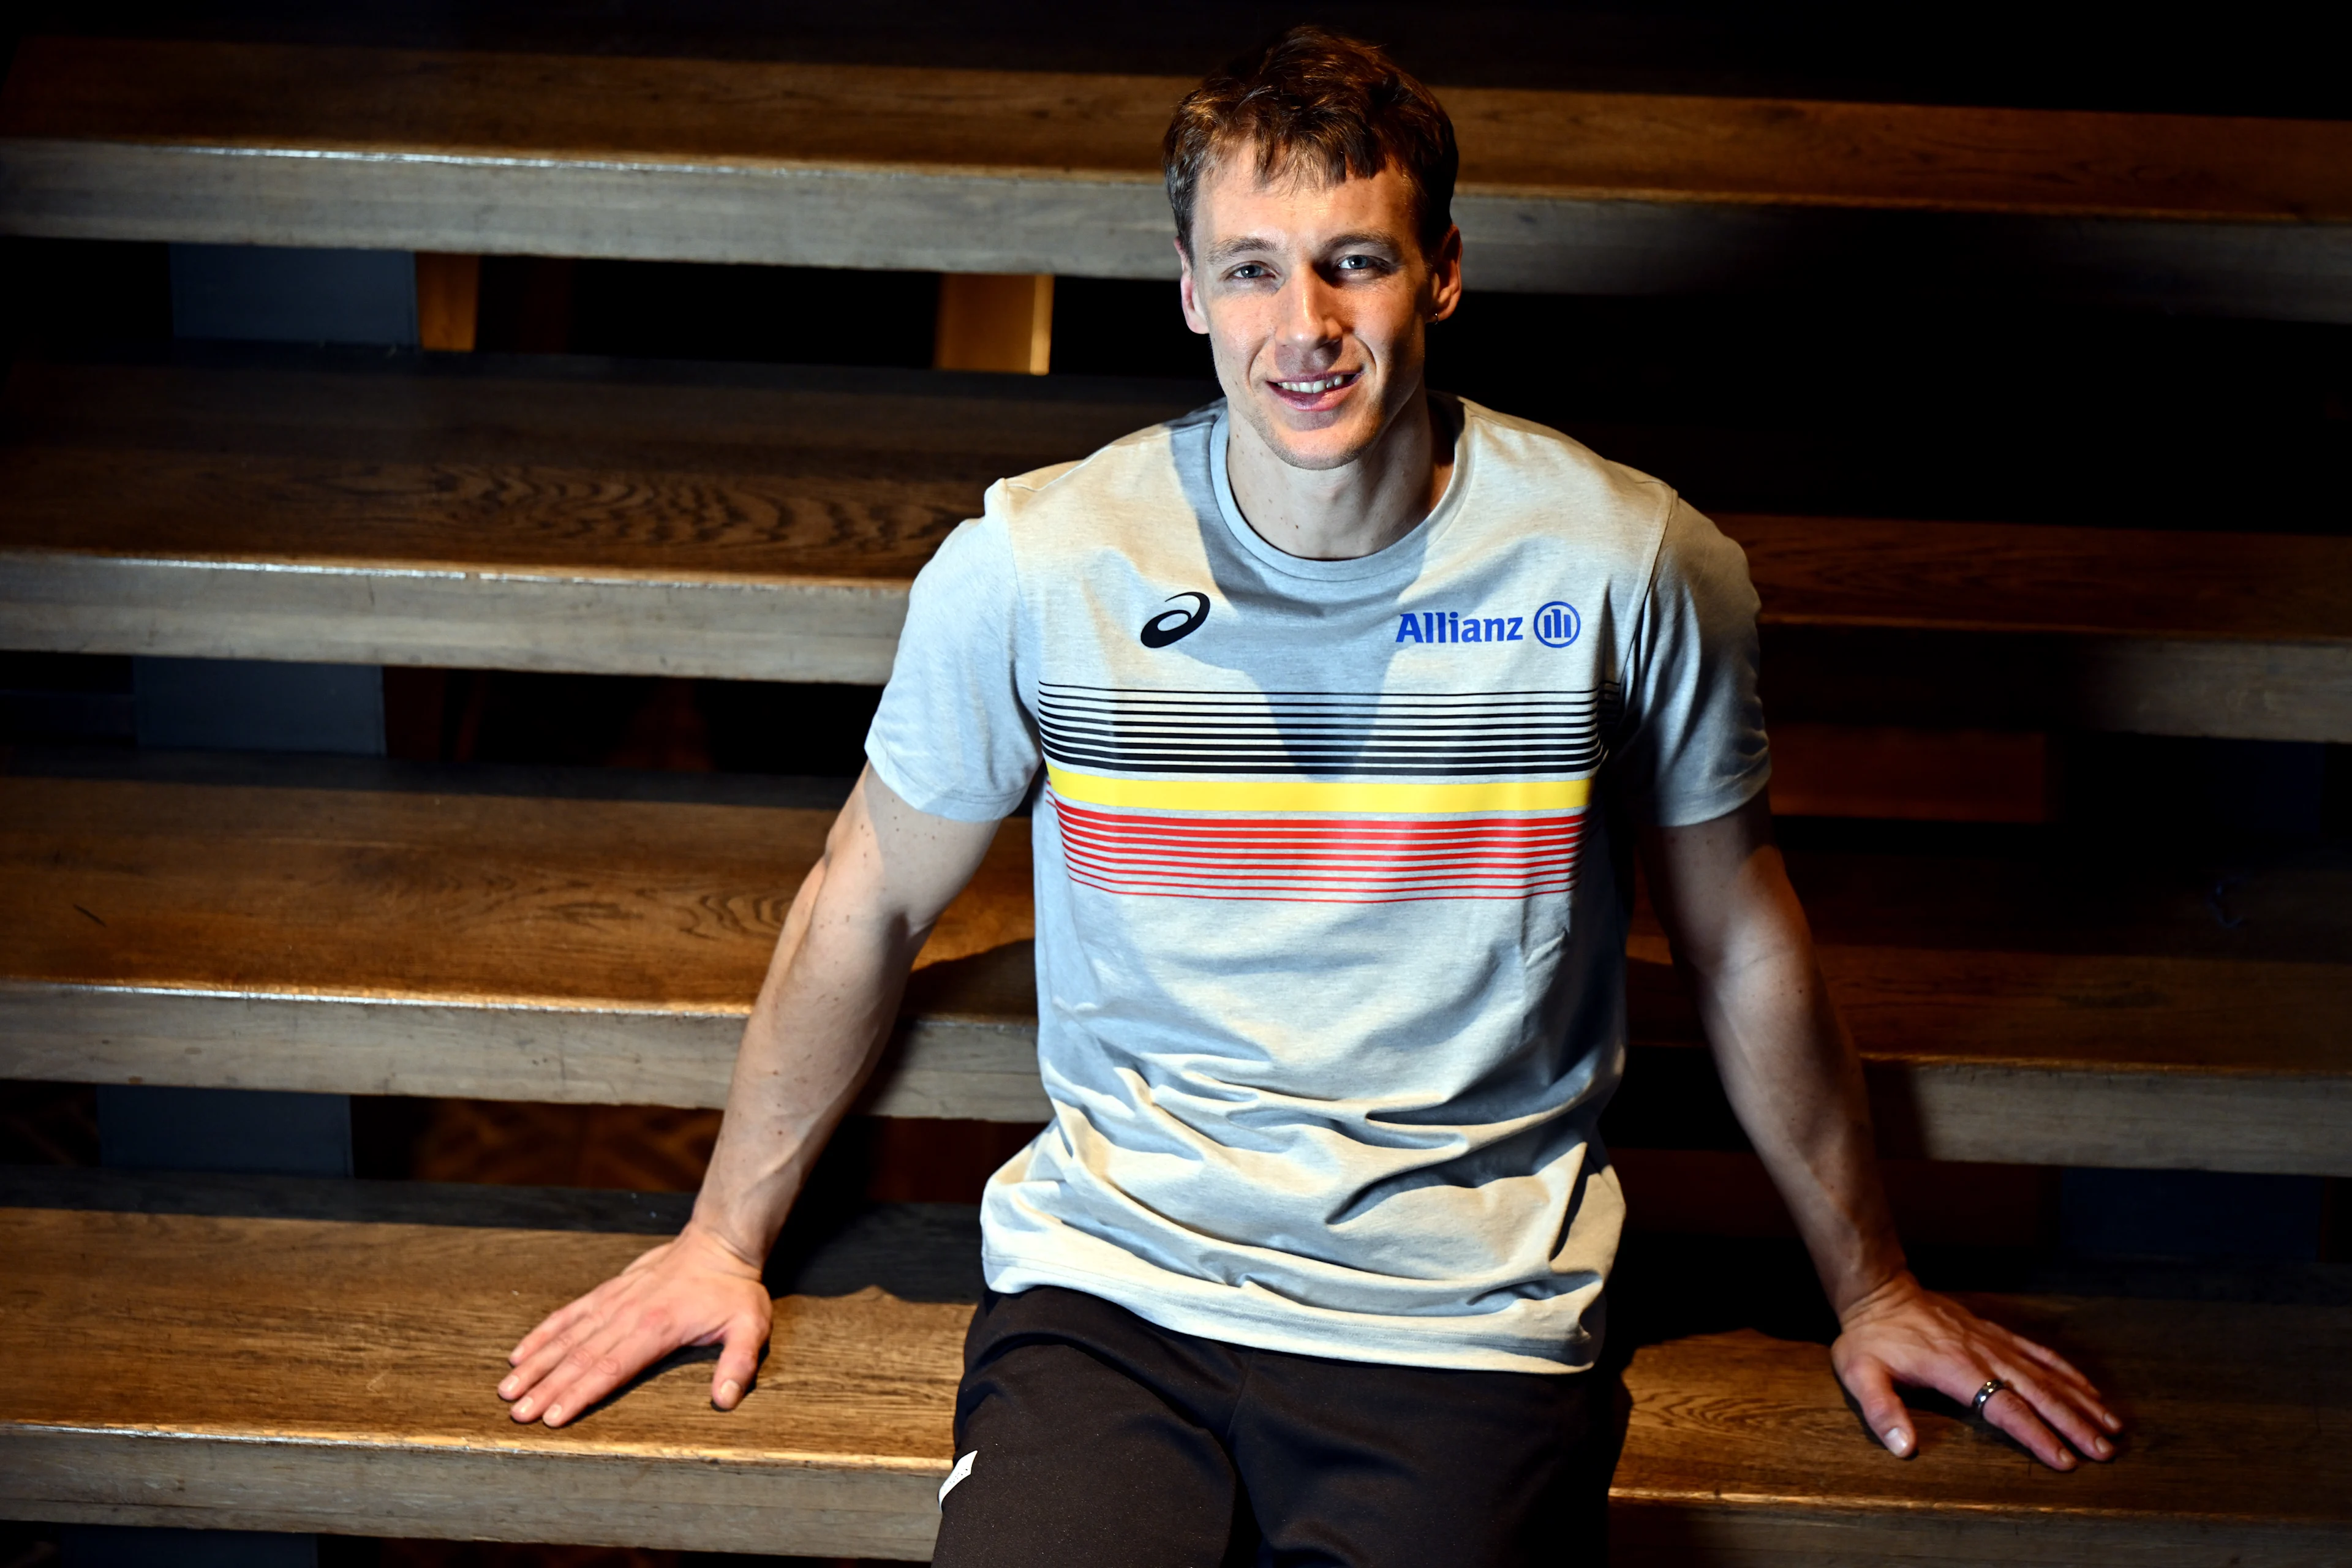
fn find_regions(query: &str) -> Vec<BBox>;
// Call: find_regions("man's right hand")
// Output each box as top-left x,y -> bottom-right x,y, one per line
496,771 -> 1001,1429
499,1222 -> 772,1428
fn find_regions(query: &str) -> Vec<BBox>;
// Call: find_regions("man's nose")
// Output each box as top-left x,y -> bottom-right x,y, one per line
1276,270 -> 1344,362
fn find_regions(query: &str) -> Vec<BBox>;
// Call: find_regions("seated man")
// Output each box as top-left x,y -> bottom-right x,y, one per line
499,26 -> 2119,1565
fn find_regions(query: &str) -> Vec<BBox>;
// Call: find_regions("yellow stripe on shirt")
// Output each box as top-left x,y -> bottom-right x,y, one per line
1044,767 -> 1593,815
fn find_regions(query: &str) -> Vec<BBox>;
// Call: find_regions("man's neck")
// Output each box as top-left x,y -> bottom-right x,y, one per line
1226,388 -> 1453,562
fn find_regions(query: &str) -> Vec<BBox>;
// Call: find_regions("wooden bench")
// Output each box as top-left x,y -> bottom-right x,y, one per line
4,764 -> 2343,1175
0,349 -> 1207,686
6,349 -> 2347,742
3,36 -> 2348,315
4,1169 -> 2343,1563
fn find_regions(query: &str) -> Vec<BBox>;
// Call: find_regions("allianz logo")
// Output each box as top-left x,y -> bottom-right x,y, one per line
1395,601 -> 1580,649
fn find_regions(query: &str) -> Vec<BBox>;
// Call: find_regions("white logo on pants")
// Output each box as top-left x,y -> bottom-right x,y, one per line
938,1449 -> 978,1506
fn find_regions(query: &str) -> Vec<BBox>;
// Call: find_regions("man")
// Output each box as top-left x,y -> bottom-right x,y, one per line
500,27 -> 2120,1564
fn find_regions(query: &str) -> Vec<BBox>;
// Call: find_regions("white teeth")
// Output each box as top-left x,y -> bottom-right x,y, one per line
1276,375 -> 1351,394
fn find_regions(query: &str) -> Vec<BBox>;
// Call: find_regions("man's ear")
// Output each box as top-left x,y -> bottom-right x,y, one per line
1176,238 -> 1210,335
1425,224 -> 1464,324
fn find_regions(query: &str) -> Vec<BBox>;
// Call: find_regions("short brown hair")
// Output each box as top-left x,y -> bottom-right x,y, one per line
1163,26 -> 1460,260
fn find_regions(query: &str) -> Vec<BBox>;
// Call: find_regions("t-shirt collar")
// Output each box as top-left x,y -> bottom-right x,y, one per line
1206,399 -> 1470,584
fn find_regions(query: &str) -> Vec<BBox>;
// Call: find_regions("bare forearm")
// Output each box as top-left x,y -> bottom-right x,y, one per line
688,856 -> 925,1265
685,770 -> 998,1268
1694,941 -> 1905,1314
1645,801 -> 2118,1468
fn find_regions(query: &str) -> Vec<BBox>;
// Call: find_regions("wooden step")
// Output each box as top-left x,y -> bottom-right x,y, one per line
4,37 -> 2348,316
0,764 -> 1047,1124
2,1171 -> 2345,1563
0,1169 -> 969,1560
6,350 -> 2348,741
1608,1293 -> 2352,1566
0,350 -> 1208,685
2,765 -> 2344,1175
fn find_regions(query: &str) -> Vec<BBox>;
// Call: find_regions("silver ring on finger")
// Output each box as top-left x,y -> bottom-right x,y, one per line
1970,1377 -> 2010,1417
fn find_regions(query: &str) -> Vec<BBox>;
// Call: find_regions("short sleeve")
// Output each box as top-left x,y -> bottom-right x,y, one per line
863,495 -> 1040,821
1608,499 -> 1771,827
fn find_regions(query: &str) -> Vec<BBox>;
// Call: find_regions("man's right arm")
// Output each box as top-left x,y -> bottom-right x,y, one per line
497,767 -> 1003,1427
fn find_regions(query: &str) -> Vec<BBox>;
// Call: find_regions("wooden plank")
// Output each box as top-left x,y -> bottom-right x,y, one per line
5,352 -> 2348,737
0,772 -> 1041,1115
4,38 -> 2349,312
2,1189 -> 2344,1561
0,352 -> 1207,684
1614,1148 -> 2056,1247
933,274 -> 1054,375
0,1202 -> 963,1559
1760,627 -> 2352,744
1765,725 -> 2049,823
1721,513 -> 2352,645
414,252 -> 479,353
1612,1294 -> 2352,1565
7,37 -> 2348,221
3,772 -> 2348,1174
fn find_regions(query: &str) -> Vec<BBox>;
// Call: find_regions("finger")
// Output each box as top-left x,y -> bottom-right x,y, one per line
514,1321 -> 644,1428
505,1340 -> 586,1423
1982,1385 -> 2076,1471
501,1325 -> 594,1408
508,1272 -> 639,1368
2002,1336 -> 2122,1431
541,1308 -> 704,1429
709,1307 -> 768,1411
1836,1354 -> 1918,1458
508,1294 -> 596,1367
2000,1368 -> 2115,1462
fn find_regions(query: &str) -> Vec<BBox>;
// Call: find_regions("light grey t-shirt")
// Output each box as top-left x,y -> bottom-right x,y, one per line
865,398 -> 1768,1374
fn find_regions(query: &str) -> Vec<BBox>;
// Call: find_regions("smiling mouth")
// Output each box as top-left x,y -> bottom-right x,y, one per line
1272,372 -> 1360,396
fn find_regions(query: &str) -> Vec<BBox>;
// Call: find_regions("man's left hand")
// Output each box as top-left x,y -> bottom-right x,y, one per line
1831,1271 -> 2122,1469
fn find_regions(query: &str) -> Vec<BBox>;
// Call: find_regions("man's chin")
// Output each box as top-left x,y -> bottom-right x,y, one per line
1239,403 -> 1382,473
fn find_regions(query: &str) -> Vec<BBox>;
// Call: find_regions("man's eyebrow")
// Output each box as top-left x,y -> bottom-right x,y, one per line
1205,234 -> 1279,265
1319,230 -> 1403,254
1204,230 -> 1405,266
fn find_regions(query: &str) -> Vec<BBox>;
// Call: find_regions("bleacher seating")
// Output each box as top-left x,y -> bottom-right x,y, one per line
4,34 -> 2350,311
4,346 -> 2348,737
4,764 -> 2342,1174
4,1169 -> 2345,1562
1,22 -> 2346,1566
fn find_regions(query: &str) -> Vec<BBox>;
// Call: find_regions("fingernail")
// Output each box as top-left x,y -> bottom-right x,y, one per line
513,1398 -> 535,1420
718,1379 -> 742,1408
498,1376 -> 518,1398
2103,1412 -> 2124,1431
546,1404 -> 565,1426
2055,1453 -> 2076,1471
2092,1436 -> 2113,1458
1885,1427 -> 1912,1457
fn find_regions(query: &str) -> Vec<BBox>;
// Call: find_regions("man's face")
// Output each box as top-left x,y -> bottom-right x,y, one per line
1179,151 -> 1461,473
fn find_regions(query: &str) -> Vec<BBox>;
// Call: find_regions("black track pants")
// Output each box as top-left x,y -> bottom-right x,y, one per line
931,1286 -> 1610,1568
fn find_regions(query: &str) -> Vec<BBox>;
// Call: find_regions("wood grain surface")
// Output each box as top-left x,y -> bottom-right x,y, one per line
2,772 -> 2347,1172
0,775 -> 1027,1009
0,354 -> 1204,579
0,352 -> 1200,682
1614,1295 -> 2352,1546
8,36 -> 2350,224
0,1202 -> 965,1557
1721,514 -> 2352,645
2,1192 -> 2343,1560
6,39 -> 2349,309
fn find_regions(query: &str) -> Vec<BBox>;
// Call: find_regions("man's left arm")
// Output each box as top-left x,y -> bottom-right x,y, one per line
1638,795 -> 2122,1469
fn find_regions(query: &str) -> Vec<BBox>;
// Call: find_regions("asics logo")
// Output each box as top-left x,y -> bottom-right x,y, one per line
1140,592 -> 1210,649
